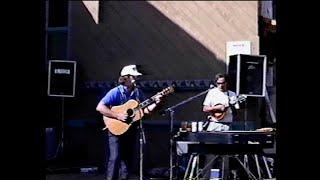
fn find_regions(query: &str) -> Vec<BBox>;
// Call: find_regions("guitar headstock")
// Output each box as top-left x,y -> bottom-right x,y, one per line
237,94 -> 247,103
159,86 -> 174,96
230,94 -> 247,105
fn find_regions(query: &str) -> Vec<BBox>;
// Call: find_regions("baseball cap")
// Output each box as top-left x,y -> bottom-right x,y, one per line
120,65 -> 142,76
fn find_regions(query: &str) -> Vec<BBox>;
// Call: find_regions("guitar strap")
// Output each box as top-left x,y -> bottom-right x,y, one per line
134,87 -> 140,102
118,85 -> 128,105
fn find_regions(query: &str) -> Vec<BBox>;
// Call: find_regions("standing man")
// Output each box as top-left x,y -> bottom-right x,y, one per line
201,73 -> 241,179
96,65 -> 162,180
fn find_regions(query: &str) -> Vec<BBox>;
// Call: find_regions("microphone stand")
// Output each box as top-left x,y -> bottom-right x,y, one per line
162,86 -> 213,180
139,119 -> 146,180
134,86 -> 146,180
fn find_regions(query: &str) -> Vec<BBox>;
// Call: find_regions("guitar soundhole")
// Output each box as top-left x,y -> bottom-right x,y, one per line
126,109 -> 134,124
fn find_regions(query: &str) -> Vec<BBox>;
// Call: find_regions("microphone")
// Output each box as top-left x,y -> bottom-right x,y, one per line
131,79 -> 137,88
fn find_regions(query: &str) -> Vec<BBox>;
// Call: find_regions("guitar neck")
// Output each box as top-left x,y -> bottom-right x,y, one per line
138,98 -> 155,109
135,87 -> 174,111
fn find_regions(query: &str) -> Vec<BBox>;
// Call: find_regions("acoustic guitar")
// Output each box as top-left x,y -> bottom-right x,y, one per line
211,94 -> 247,120
103,86 -> 174,135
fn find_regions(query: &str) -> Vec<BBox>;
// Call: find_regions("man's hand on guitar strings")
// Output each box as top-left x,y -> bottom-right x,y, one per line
116,112 -> 128,121
220,105 -> 225,111
215,104 -> 226,111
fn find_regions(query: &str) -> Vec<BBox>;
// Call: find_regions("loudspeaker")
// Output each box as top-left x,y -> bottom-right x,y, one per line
228,54 -> 267,97
48,60 -> 76,97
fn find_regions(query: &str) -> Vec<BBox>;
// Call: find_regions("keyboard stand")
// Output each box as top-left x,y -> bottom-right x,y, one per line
183,154 -> 272,180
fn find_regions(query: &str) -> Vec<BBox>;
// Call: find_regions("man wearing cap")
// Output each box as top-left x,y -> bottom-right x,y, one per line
96,65 -> 162,180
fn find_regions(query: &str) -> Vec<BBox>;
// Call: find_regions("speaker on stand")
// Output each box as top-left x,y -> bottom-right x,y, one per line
228,54 -> 267,130
47,60 -> 76,159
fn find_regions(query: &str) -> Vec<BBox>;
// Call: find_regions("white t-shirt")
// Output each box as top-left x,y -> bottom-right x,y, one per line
203,88 -> 239,123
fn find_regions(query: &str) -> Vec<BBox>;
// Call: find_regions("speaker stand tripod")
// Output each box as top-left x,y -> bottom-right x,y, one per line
50,97 -> 65,160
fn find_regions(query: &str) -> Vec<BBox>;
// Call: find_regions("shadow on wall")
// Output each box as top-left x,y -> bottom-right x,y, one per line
67,0 -> 229,122
69,1 -> 226,82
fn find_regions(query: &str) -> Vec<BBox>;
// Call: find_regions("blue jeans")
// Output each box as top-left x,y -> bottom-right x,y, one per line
105,127 -> 139,180
106,131 -> 128,180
